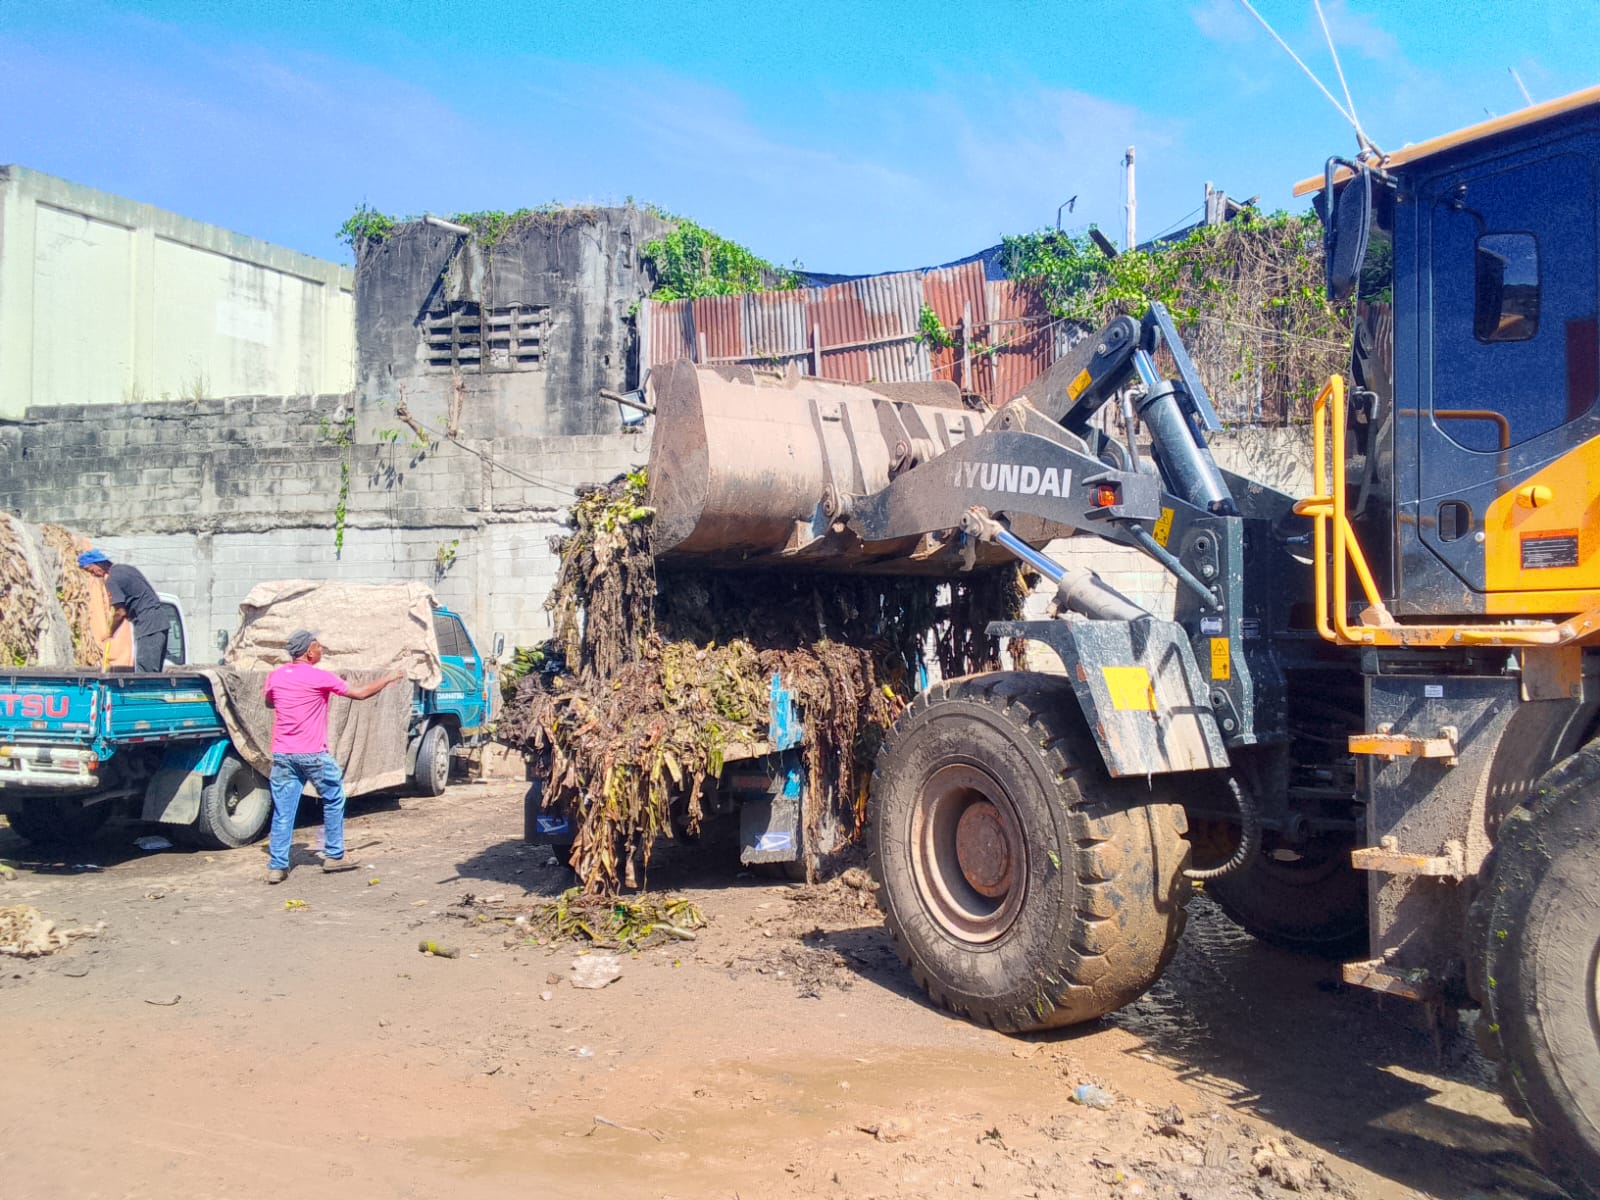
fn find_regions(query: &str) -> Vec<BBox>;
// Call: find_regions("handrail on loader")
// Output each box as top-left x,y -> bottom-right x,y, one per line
1292,376 -> 1596,648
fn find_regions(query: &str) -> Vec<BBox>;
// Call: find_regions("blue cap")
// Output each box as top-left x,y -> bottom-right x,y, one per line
286,629 -> 318,658
77,549 -> 110,567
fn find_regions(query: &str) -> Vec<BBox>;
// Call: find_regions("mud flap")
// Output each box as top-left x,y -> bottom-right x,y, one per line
988,618 -> 1228,776
735,757 -> 804,865
142,738 -> 231,824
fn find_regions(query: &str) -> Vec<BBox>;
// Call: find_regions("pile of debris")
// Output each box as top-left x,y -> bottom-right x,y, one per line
497,472 -> 1030,892
0,513 -> 100,668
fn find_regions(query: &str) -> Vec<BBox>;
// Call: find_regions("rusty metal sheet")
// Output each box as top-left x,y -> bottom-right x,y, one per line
691,294 -> 745,362
859,271 -> 930,385
979,281 -> 1061,406
741,290 -> 809,367
806,281 -> 871,383
639,265 -> 1061,406
922,262 -> 988,392
644,298 -> 696,365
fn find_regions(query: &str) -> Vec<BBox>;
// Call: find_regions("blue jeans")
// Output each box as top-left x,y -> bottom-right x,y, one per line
268,752 -> 347,870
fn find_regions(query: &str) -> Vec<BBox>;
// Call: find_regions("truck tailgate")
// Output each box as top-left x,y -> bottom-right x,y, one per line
0,675 -> 99,743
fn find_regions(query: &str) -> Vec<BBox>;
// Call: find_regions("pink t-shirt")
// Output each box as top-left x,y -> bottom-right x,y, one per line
263,662 -> 350,754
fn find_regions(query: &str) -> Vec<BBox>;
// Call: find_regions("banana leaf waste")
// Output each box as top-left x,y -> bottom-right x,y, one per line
496,470 -> 1031,892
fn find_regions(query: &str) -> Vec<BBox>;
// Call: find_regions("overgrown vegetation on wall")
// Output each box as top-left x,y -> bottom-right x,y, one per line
1001,213 -> 1348,424
337,203 -> 595,251
637,217 -> 801,301
337,201 -> 796,304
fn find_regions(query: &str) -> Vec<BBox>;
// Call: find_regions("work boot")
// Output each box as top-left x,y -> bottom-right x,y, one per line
266,868 -> 288,884
322,856 -> 358,873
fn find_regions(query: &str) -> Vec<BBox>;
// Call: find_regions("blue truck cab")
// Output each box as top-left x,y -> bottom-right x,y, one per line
0,602 -> 499,848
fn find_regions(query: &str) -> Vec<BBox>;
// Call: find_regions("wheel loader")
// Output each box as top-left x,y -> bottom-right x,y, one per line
641,86 -> 1600,1193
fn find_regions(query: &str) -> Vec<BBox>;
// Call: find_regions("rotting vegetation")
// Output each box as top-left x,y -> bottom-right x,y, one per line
496,471 -> 1031,893
0,515 -> 100,668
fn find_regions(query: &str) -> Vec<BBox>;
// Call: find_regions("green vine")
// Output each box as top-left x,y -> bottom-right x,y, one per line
915,303 -> 956,350
318,411 -> 357,556
336,203 -> 582,250
1001,213 -> 1349,423
639,218 -> 800,301
337,204 -> 397,248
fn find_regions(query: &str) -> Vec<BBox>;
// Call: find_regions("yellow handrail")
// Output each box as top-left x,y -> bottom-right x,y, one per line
1292,376 -> 1584,648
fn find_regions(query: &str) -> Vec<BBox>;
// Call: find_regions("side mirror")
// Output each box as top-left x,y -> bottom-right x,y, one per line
493,633 -> 506,658
1322,158 -> 1372,303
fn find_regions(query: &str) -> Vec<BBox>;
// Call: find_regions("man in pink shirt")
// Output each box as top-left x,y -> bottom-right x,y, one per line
263,629 -> 404,883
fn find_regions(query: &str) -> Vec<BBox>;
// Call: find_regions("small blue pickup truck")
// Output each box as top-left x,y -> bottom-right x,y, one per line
0,604 -> 498,848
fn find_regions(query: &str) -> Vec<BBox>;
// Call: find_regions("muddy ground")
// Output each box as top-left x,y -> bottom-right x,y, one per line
0,783 -> 1568,1200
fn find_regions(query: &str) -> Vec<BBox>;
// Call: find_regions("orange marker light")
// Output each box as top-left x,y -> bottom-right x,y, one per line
1094,485 -> 1120,508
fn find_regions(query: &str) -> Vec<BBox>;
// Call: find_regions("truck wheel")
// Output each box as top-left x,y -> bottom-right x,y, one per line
1202,831 -> 1369,957
190,754 -> 272,849
4,799 -> 112,844
1478,750 -> 1600,1198
413,725 -> 451,797
871,672 -> 1191,1032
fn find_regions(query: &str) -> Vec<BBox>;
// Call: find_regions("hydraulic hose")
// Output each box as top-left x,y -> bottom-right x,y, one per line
1184,775 -> 1261,882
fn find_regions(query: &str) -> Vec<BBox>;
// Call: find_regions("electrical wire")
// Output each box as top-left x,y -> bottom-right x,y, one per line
1236,0 -> 1359,132
1147,206 -> 1204,243
1312,0 -> 1380,158
395,411 -> 620,500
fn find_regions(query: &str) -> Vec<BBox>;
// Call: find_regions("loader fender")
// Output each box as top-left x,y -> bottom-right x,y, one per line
987,618 -> 1229,777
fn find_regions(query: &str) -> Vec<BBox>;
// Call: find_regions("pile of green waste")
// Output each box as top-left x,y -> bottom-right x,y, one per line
496,470 -> 1029,892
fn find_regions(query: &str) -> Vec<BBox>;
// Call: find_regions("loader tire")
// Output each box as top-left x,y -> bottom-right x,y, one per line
1477,746 -> 1600,1199
4,798 -> 112,845
190,754 -> 272,849
1204,832 -> 1369,957
871,671 -> 1191,1033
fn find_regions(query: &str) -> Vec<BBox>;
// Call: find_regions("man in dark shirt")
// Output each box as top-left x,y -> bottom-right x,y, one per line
77,549 -> 168,672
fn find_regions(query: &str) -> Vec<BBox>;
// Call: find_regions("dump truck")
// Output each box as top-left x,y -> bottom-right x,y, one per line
640,88 -> 1600,1193
0,582 -> 499,848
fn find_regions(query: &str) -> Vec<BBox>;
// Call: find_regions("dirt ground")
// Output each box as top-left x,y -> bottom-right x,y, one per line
0,783 -> 1570,1200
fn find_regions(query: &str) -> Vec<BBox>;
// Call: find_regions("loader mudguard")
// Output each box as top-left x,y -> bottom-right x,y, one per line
986,618 -> 1229,777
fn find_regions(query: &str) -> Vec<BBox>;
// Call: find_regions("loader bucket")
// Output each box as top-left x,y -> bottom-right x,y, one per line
646,360 -> 1024,574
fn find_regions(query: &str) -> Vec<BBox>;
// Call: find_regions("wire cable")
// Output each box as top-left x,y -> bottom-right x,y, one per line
1236,0 -> 1357,130
1313,0 -> 1381,157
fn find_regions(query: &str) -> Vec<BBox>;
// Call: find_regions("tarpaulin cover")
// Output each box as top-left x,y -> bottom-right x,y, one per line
224,580 -> 443,688
210,581 -> 445,793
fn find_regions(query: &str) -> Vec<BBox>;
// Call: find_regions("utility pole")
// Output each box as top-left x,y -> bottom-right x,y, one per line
1124,146 -> 1136,251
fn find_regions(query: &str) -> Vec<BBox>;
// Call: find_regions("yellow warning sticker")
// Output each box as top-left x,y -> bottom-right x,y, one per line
1066,368 -> 1093,400
1103,666 -> 1157,711
1210,638 -> 1231,681
1152,507 -> 1175,547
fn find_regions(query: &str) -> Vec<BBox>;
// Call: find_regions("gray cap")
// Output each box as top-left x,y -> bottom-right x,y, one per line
286,629 -> 317,658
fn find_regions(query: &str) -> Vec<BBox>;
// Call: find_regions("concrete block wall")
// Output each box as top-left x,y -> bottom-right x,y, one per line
3,388 -> 1302,672
1016,425 -> 1311,673
1,394 -> 647,661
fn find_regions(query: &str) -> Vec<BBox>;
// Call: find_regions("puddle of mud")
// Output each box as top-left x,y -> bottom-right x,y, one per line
409,1048 -> 1052,1196
1110,894 -> 1565,1199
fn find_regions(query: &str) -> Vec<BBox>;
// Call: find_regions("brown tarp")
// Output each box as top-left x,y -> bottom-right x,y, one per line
224,580 -> 443,688
210,581 -> 446,795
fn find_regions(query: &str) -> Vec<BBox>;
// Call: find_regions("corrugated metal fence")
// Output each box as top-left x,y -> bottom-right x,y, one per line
640,262 -> 1071,406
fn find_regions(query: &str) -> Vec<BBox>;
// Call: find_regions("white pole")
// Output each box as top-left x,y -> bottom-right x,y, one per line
1124,146 -> 1136,250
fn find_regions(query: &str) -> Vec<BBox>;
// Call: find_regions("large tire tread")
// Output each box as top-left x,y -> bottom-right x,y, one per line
1476,746 -> 1600,1199
872,672 -> 1190,1034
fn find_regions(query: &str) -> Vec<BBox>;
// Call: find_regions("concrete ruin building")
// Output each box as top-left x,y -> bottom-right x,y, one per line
1,170 -> 670,657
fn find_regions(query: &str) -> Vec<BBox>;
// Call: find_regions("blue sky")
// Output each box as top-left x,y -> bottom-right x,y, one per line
3,1 -> 1596,273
